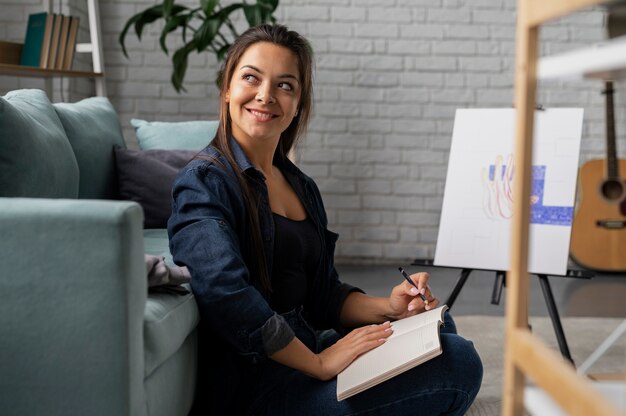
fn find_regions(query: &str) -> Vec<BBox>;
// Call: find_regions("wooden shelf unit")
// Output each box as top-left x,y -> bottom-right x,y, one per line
0,0 -> 105,97
0,63 -> 102,79
538,34 -> 626,80
505,1 -> 624,415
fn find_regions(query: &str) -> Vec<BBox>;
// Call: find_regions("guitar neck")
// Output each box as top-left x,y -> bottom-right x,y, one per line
604,81 -> 619,179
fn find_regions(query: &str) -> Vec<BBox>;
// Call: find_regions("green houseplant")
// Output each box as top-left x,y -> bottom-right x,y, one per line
119,0 -> 279,92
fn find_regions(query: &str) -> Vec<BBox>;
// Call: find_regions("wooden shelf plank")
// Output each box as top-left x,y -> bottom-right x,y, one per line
525,382 -> 625,415
0,63 -> 102,78
538,35 -> 626,80
527,0 -> 605,27
508,0 -> 624,414
511,329 -> 622,416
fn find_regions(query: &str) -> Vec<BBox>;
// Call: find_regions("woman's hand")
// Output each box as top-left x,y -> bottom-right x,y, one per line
314,321 -> 393,381
386,271 -> 439,320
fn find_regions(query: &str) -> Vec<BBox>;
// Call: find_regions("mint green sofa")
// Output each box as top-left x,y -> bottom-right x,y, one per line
0,90 -> 199,416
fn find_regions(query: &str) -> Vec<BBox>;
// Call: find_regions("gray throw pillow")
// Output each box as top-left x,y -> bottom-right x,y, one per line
114,146 -> 196,229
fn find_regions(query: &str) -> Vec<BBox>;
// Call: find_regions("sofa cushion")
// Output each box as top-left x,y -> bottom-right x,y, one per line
115,147 -> 196,229
144,291 -> 199,377
144,331 -> 196,416
0,89 -> 79,197
54,97 -> 126,199
131,118 -> 218,150
142,229 -> 198,379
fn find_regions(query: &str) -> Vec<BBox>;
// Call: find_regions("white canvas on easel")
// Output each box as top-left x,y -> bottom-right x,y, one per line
434,108 -> 584,276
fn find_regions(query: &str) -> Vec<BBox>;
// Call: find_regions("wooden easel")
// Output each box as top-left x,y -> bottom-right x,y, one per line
412,260 -> 594,366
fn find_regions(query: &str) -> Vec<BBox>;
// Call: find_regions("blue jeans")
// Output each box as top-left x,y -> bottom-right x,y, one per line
245,308 -> 483,415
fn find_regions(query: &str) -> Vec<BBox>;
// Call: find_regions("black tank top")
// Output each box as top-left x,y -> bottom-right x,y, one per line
270,213 -> 322,313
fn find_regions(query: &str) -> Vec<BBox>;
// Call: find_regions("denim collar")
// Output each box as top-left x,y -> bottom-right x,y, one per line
229,136 -> 300,182
229,137 -> 258,176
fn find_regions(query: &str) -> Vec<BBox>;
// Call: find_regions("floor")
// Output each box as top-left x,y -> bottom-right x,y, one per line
335,261 -> 626,318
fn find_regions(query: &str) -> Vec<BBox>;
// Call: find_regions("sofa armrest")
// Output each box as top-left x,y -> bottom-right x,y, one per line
0,198 -> 147,416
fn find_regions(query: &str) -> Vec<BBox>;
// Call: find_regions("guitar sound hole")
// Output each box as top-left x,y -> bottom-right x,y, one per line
601,180 -> 624,201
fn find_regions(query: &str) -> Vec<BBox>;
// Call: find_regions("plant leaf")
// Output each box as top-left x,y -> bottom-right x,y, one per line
172,41 -> 197,92
182,23 -> 188,43
200,0 -> 219,16
194,3 -> 244,52
216,4 -> 244,19
170,4 -> 189,15
249,1 -> 278,25
258,0 -> 279,13
119,12 -> 143,57
193,17 -> 221,52
163,0 -> 174,17
133,6 -> 164,40
159,14 -> 190,54
133,5 -> 190,39
243,4 -> 263,27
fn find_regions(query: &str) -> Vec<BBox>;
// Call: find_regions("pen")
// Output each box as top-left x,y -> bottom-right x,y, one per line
398,267 -> 428,303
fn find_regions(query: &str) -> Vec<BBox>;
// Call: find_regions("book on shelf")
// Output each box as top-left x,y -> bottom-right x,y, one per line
19,12 -> 50,67
62,16 -> 79,70
336,305 -> 449,401
46,14 -> 63,69
54,15 -> 71,70
38,13 -> 54,68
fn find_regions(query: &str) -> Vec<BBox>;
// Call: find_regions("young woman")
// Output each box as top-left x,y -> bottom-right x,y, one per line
168,24 -> 482,415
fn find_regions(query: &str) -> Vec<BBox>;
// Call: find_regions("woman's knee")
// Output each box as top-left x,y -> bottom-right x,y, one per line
442,311 -> 458,334
442,334 -> 483,396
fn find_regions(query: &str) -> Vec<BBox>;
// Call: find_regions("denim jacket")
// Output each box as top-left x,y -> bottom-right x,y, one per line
168,138 -> 361,368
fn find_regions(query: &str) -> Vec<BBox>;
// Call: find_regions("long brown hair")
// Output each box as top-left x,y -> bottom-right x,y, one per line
211,24 -> 313,295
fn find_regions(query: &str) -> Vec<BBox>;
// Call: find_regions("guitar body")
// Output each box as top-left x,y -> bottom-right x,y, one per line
570,159 -> 626,271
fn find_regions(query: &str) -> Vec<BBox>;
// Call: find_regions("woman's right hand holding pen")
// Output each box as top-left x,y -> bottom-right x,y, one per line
386,269 -> 439,321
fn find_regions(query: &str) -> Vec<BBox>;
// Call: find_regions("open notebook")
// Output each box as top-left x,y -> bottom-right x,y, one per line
337,305 -> 449,401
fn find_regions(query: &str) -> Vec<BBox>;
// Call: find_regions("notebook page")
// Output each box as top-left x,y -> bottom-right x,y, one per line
389,305 -> 446,337
337,321 -> 441,396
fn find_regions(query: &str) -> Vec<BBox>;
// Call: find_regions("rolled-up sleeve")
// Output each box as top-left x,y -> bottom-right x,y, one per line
261,313 -> 295,356
168,163 -> 293,361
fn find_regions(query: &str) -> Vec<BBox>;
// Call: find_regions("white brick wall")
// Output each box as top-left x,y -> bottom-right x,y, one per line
2,0 -> 625,264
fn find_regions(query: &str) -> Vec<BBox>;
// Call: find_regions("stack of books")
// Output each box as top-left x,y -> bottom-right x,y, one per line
19,12 -> 80,70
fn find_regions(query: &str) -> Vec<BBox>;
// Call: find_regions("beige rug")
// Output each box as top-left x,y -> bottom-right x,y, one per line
454,315 -> 625,415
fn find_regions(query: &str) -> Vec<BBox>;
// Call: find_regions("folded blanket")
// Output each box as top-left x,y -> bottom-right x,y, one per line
145,254 -> 191,294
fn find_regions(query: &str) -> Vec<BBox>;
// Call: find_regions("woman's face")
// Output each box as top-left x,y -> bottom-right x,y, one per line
225,42 -> 301,146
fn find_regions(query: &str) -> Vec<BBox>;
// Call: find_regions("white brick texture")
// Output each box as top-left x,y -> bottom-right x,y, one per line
1,0 -> 622,264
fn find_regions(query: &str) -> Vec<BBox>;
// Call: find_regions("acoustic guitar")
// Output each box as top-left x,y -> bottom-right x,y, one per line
570,81 -> 626,271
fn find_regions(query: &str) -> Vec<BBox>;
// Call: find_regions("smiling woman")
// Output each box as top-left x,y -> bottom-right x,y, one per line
225,42 -> 307,222
167,24 -> 482,415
